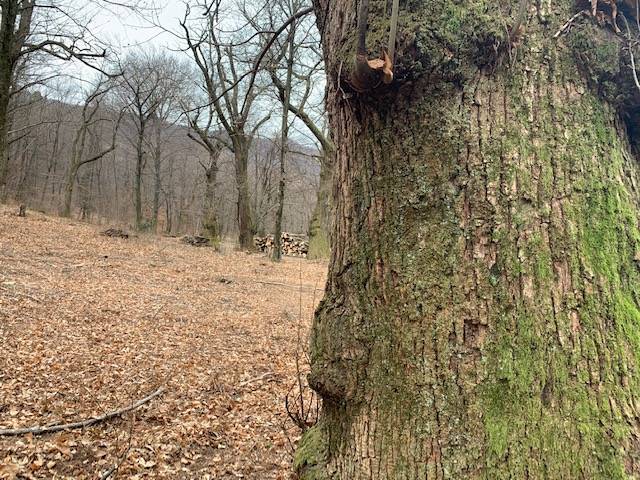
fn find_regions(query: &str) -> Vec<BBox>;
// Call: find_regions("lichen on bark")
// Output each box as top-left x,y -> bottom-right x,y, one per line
301,0 -> 640,478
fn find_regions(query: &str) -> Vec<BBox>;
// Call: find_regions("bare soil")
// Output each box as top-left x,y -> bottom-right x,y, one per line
0,206 -> 327,479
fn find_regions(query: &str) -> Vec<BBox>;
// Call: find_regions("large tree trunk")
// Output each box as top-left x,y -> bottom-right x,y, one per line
234,141 -> 254,250
0,83 -> 10,198
272,153 -> 286,261
299,1 -> 640,478
0,0 -> 17,199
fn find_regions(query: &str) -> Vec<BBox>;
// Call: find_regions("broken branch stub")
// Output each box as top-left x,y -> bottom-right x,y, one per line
349,0 -> 396,92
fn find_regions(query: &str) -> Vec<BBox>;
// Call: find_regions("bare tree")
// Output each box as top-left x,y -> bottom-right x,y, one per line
271,17 -> 296,261
179,0 -> 272,250
0,0 -> 150,197
61,78 -> 121,217
115,52 -> 171,230
252,135 -> 277,236
0,1 -> 322,244
184,94 -> 225,246
248,0 -> 332,258
144,56 -> 187,232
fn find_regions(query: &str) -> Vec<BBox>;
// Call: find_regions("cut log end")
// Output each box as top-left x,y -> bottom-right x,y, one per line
254,232 -> 309,257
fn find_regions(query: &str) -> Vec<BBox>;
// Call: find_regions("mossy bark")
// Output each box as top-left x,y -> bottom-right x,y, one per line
302,1 -> 640,478
202,158 -> 220,249
233,139 -> 255,250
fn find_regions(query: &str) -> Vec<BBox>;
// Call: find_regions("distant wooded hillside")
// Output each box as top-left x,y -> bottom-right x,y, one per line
4,91 -> 320,238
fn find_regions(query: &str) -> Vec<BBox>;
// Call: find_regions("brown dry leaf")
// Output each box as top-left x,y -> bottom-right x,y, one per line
138,459 -> 157,469
29,457 -> 44,471
0,459 -> 20,480
94,450 -> 108,459
0,206 -> 327,479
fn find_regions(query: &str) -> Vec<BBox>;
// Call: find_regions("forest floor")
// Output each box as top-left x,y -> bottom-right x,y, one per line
0,205 -> 327,479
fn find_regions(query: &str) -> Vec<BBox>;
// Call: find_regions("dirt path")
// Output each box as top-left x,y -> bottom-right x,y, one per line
0,206 -> 326,479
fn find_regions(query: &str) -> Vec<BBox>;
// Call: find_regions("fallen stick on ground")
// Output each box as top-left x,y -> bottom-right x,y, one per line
239,372 -> 275,387
0,387 -> 165,437
252,279 -> 316,292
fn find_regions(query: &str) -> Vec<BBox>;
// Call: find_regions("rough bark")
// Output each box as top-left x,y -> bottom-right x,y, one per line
0,0 -> 18,197
0,0 -> 34,199
299,1 -> 640,478
234,139 -> 255,250
202,150 -> 220,248
0,79 -> 10,197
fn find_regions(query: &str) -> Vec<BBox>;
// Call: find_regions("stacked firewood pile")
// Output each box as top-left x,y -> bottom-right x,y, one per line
254,233 -> 309,257
181,235 -> 210,247
101,228 -> 129,239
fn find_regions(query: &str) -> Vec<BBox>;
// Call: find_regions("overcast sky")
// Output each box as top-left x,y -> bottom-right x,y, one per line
92,1 -> 182,52
52,1 -> 326,148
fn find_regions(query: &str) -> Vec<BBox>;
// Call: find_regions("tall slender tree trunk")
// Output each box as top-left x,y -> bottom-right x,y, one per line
111,152 -> 119,219
272,143 -> 286,261
62,124 -> 87,218
273,24 -> 296,262
151,153 -> 161,232
298,1 -> 640,478
308,156 -> 332,259
135,125 -> 145,230
62,163 -> 79,218
151,124 -> 162,232
165,161 -> 174,234
165,197 -> 172,234
202,151 -> 220,248
40,121 -> 61,207
80,165 -> 95,221
234,141 -> 254,250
